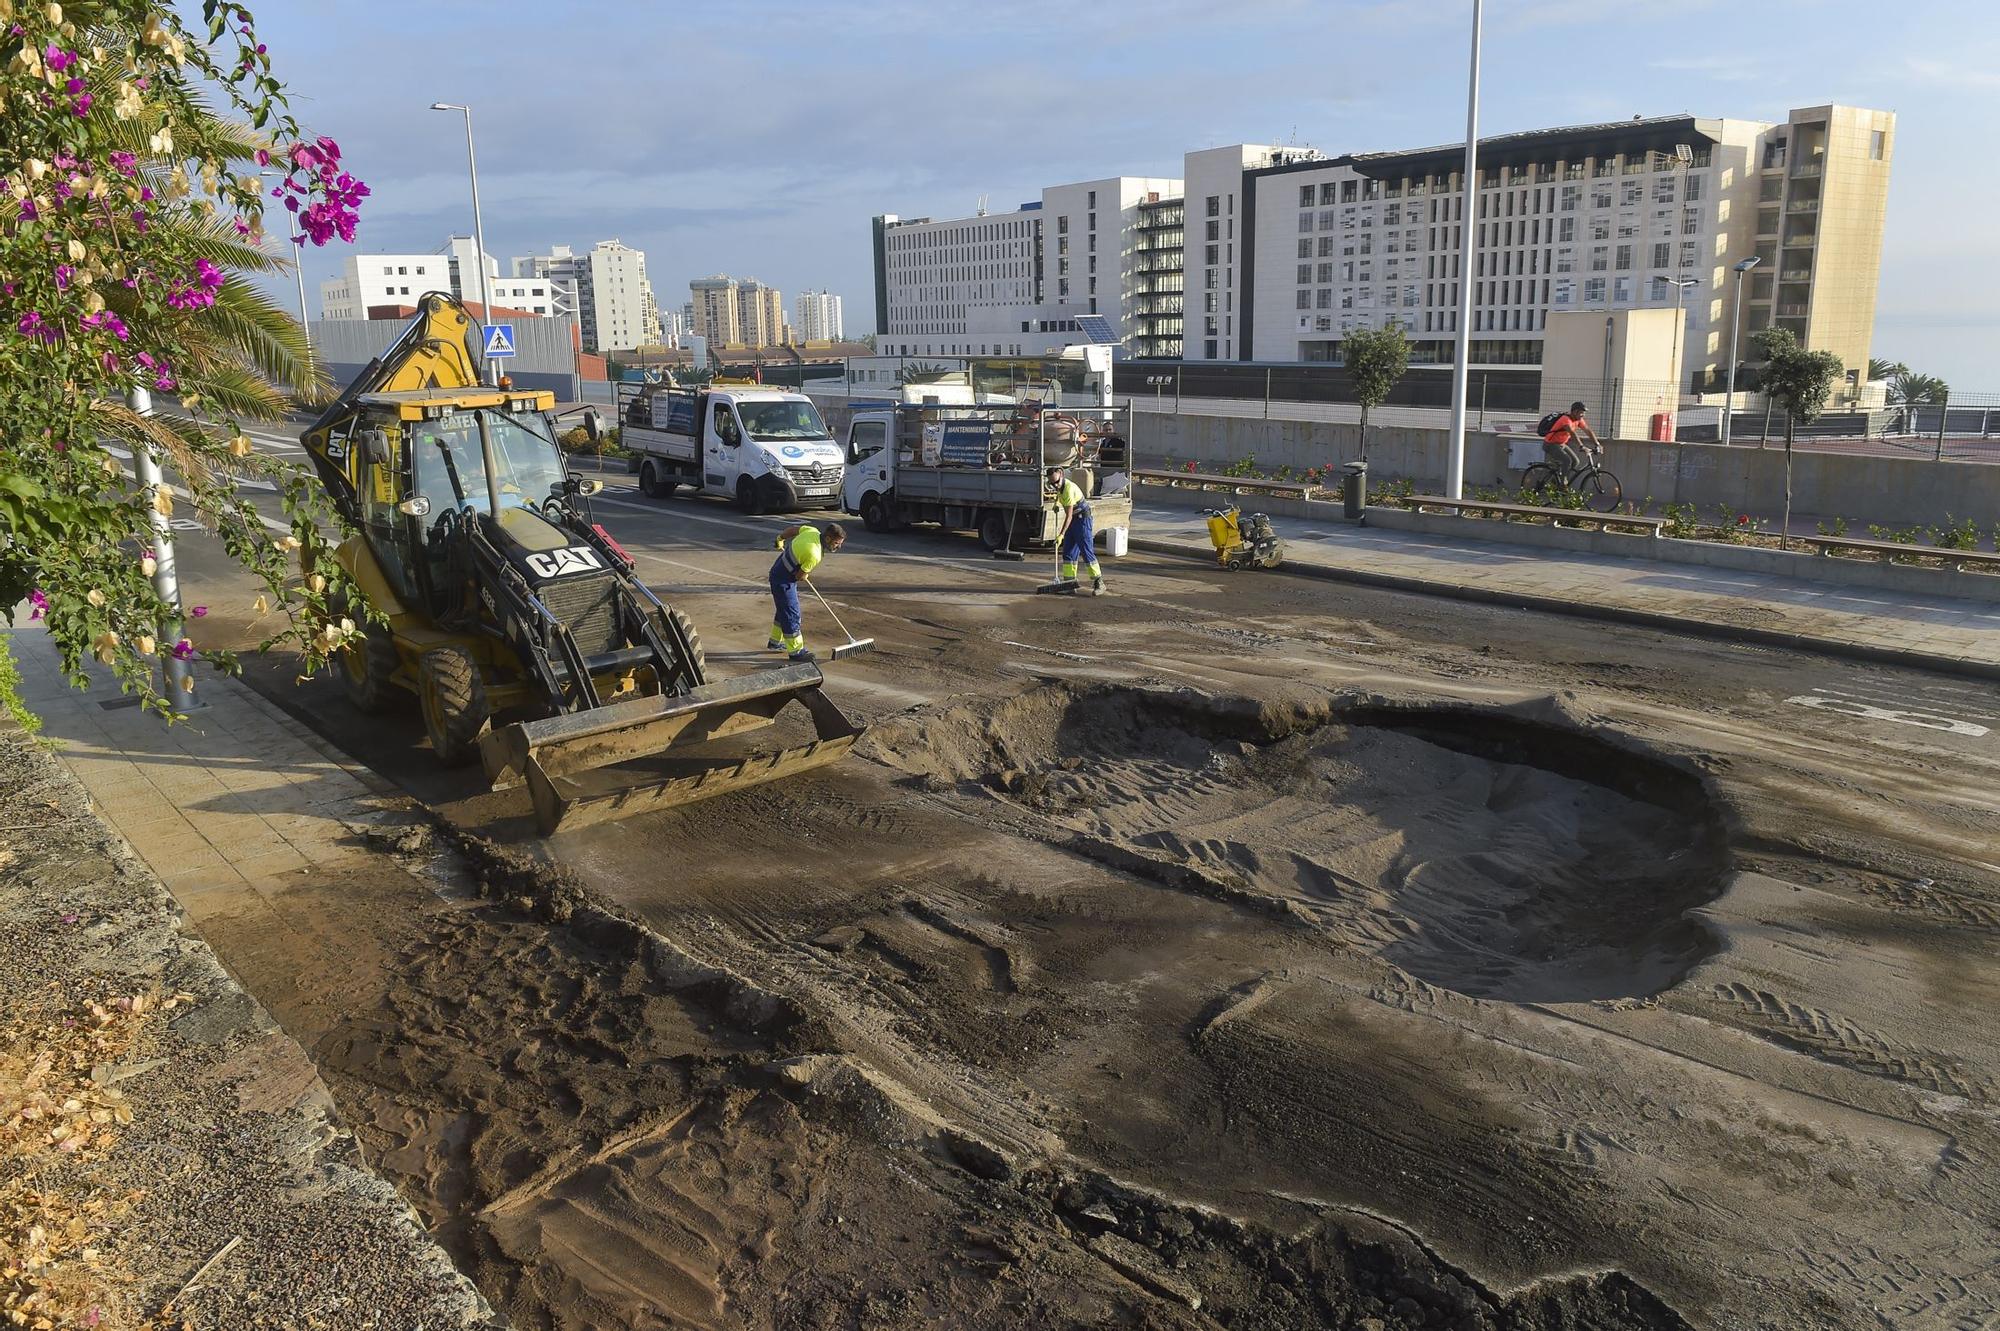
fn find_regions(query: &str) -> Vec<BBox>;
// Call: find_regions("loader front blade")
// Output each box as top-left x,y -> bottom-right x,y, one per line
477,663 -> 864,835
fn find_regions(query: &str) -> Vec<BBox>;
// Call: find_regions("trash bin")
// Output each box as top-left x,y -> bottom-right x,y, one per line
1342,461 -> 1368,519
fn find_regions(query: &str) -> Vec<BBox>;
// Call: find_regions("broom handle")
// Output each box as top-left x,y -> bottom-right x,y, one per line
804,578 -> 858,642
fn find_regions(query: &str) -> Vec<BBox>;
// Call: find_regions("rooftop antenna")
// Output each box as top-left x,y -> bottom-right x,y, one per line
976,193 -> 988,216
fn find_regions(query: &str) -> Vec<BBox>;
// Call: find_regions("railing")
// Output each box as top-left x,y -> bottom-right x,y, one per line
1787,199 -> 1820,213
1402,495 -> 1666,535
1134,467 -> 1326,501
1791,160 -> 1823,178
1780,269 -> 1812,281
1804,535 -> 2000,572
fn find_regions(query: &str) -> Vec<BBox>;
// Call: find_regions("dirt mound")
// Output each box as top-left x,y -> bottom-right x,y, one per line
870,685 -> 1728,1003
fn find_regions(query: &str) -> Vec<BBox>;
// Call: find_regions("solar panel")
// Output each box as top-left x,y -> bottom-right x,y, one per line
1072,313 -> 1121,344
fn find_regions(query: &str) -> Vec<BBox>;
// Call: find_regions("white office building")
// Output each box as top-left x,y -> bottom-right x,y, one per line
321,240 -> 557,320
1242,106 -> 1893,390
510,238 -> 658,354
794,290 -> 844,342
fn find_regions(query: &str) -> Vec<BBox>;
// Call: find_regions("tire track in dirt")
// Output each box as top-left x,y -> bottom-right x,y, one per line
1708,982 -> 1993,1104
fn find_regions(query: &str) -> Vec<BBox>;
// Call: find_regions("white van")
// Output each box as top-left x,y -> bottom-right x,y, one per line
620,381 -> 844,513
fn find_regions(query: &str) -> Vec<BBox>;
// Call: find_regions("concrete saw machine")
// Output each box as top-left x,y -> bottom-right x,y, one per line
300,293 -> 861,834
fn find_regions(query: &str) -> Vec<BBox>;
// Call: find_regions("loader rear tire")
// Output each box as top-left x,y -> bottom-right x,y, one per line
418,647 -> 488,768
338,611 -> 403,715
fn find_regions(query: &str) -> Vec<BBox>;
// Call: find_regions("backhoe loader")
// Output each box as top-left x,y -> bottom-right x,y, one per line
300,293 -> 861,834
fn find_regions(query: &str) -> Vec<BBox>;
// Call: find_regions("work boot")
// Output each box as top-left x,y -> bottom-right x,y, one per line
1091,576 -> 1106,597
788,647 -> 816,663
766,637 -> 785,651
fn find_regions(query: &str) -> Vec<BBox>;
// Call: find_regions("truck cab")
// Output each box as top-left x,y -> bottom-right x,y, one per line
624,381 -> 844,513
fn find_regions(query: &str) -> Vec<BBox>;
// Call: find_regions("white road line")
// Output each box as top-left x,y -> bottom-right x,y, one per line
1814,680 -> 2000,721
1787,690 -> 1990,738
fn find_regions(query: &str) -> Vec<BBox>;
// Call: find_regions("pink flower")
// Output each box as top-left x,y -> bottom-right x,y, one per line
15,198 -> 35,221
52,154 -> 76,171
109,151 -> 136,176
190,605 -> 208,618
100,350 -> 121,375
27,589 -> 48,620
81,309 -> 129,340
232,216 -> 250,235
55,264 -> 73,291
195,259 -> 225,291
16,311 -> 57,344
71,92 -> 92,118
254,148 -> 271,167
171,639 -> 196,661
45,44 -> 76,73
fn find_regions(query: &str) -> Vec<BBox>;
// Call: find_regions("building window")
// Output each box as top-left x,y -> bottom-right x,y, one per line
1558,217 -> 1576,242
1654,177 -> 1676,203
1679,240 -> 1698,269
1087,212 -> 1096,230
1300,185 -> 1314,207
1297,238 -> 1312,259
1297,289 -> 1312,310
1584,277 -> 1606,302
1058,216 -> 1068,234
1206,195 -> 1219,216
1206,220 -> 1219,241
1651,242 -> 1671,269
1613,276 -> 1633,302
1870,129 -> 1886,160
1297,263 -> 1312,284
1682,205 -> 1699,234
1204,339 -> 1217,358
1590,246 -> 1608,272
1087,189 -> 1096,206
1685,175 -> 1703,202
1299,211 -> 1314,233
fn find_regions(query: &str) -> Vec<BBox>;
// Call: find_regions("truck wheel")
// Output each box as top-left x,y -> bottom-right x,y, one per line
339,613 -> 403,714
417,647 -> 488,768
639,460 -> 673,498
977,509 -> 1013,552
861,492 -> 893,533
736,476 -> 763,515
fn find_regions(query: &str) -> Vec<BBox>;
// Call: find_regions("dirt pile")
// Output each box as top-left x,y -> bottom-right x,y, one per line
870,684 -> 1730,1003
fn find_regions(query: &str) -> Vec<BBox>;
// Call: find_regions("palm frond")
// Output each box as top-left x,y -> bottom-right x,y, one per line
89,401 -> 219,494
183,277 -> 321,396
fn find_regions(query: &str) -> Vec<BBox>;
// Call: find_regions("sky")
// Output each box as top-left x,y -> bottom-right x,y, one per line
239,0 -> 1998,386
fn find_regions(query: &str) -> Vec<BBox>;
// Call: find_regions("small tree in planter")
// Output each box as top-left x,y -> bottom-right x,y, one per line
1749,328 -> 1843,551
1344,324 -> 1410,462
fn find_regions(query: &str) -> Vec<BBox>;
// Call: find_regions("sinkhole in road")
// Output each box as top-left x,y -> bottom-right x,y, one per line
874,684 -> 1730,1003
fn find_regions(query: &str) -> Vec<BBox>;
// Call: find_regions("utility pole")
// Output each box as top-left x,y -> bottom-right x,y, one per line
1721,255 -> 1760,448
1444,0 -> 1483,499
432,102 -> 496,385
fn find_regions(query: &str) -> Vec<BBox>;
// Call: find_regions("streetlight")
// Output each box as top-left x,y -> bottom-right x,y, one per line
1663,275 -> 1698,435
258,170 -> 313,363
1721,255 -> 1761,448
1444,0 -> 1483,499
431,102 -> 496,385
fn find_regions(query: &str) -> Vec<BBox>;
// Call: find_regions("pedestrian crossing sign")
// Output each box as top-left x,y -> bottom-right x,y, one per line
482,323 -> 516,358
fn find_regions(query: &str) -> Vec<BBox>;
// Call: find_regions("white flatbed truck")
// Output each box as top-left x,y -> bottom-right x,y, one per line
619,380 -> 844,514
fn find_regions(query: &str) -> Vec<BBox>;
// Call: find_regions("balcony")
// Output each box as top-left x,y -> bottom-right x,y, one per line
1776,302 -> 1809,318
1790,159 -> 1822,178
1786,198 -> 1820,213
1780,268 -> 1812,282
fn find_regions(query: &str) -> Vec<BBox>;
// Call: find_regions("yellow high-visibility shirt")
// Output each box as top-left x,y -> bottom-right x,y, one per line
777,527 -> 824,577
1056,478 -> 1084,509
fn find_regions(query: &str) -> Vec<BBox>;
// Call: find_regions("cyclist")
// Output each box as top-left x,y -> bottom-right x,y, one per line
1541,401 -> 1603,481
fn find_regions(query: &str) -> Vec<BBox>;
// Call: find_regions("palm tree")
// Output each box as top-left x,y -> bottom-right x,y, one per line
1886,371 -> 1949,435
1866,357 -> 1907,383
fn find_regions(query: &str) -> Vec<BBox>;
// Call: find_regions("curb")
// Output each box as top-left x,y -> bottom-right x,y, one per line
1129,536 -> 2000,684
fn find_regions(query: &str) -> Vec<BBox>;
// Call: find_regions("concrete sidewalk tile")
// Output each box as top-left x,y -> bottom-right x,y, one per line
165,864 -> 258,920
183,805 -> 275,850
233,846 -> 314,881
140,830 -> 229,875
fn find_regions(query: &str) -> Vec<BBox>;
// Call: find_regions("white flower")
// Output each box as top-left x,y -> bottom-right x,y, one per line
139,555 -> 157,576
85,588 -> 104,607
227,435 -> 253,458
151,488 -> 173,517
65,238 -> 85,262
135,634 -> 155,656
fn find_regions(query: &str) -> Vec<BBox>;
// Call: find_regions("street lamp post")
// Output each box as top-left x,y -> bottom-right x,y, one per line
258,169 -> 314,362
1444,0 -> 1483,499
431,102 -> 496,385
1721,256 -> 1760,448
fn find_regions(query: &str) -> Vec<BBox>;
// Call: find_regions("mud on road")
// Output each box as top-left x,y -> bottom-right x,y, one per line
180,513 -> 2000,1331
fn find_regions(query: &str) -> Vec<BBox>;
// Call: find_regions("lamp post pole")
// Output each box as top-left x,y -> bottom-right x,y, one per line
1721,255 -> 1760,448
1444,0 -> 1483,499
432,102 -> 496,385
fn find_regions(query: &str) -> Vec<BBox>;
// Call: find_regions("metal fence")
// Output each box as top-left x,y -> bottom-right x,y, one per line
1114,364 -> 2000,463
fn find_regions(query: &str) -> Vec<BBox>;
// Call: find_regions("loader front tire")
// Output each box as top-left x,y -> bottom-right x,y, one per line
650,605 -> 707,687
338,612 -> 403,715
418,647 -> 488,768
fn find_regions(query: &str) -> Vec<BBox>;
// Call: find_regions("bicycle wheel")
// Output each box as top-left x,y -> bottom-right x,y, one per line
1578,467 -> 1623,513
1519,463 -> 1559,498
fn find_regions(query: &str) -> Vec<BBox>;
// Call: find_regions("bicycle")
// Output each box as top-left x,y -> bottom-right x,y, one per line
1518,446 -> 1623,513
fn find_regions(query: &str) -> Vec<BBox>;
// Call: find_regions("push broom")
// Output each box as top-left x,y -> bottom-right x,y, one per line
804,580 -> 875,659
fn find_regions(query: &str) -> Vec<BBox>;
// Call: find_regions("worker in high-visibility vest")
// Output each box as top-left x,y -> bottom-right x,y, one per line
767,522 -> 847,661
1050,466 -> 1105,596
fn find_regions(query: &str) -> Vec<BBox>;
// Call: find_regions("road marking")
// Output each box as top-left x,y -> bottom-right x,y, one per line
1786,688 -> 1989,737
1002,640 -> 1097,662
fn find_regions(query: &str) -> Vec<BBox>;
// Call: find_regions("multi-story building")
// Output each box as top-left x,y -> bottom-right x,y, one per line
1244,106 -> 1893,390
795,290 -> 844,342
737,279 -> 786,347
871,155 -> 1317,360
690,276 -> 740,348
321,241 -> 558,319
509,239 -> 656,354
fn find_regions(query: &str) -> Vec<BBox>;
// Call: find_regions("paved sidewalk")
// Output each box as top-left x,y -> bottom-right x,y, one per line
1134,503 -> 2000,678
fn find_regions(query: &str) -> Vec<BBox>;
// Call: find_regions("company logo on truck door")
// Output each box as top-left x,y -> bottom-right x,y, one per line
523,546 -> 606,579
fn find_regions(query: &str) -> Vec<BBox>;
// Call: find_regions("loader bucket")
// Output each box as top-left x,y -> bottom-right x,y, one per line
478,663 -> 863,835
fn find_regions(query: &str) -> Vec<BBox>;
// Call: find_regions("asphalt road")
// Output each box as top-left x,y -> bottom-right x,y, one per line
156,420 -> 2000,1330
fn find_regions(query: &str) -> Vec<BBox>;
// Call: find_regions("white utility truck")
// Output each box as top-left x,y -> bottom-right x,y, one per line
837,400 -> 1133,554
620,379 -> 844,513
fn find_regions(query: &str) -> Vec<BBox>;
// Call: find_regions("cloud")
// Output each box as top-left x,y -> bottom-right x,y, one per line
1648,54 -> 1766,83
1901,56 -> 2000,90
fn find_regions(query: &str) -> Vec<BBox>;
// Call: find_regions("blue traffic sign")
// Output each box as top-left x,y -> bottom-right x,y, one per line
482,323 -> 517,358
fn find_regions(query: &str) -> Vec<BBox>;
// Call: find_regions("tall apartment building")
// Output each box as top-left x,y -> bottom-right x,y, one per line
737,279 -> 786,347
1242,106 -> 1892,389
690,276 -> 740,348
509,238 -> 657,354
795,289 -> 844,342
320,240 -> 557,319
